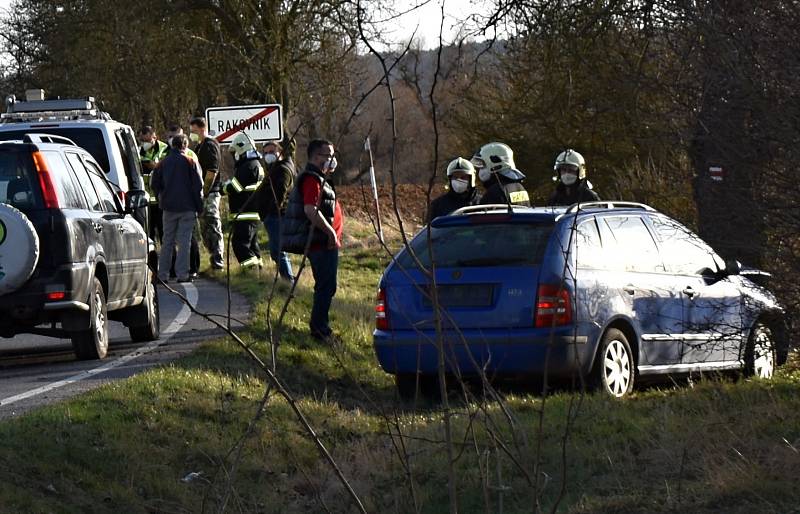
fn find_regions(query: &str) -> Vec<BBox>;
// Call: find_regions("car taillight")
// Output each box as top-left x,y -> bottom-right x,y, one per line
32,151 -> 60,209
117,190 -> 126,206
46,291 -> 66,301
535,284 -> 572,328
376,287 -> 389,330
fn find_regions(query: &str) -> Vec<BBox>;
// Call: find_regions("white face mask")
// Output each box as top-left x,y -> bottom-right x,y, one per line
140,142 -> 153,151
264,153 -> 278,165
189,132 -> 201,143
323,156 -> 338,172
450,178 -> 469,193
478,167 -> 492,183
560,172 -> 578,186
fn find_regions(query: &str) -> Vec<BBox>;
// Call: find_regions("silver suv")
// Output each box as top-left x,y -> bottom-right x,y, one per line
0,90 -> 149,233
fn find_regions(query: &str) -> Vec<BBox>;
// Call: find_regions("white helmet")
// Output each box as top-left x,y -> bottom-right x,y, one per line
554,149 -> 587,180
228,132 -> 255,159
446,157 -> 476,187
472,142 -> 525,182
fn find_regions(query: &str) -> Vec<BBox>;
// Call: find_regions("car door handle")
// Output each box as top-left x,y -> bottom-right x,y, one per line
682,287 -> 696,298
623,285 -> 635,295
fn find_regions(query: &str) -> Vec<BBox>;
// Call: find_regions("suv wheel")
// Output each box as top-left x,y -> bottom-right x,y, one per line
71,277 -> 109,360
744,323 -> 775,379
129,269 -> 160,342
593,328 -> 635,398
0,204 -> 40,295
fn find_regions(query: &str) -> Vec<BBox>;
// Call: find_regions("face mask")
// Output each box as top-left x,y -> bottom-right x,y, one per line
478,167 -> 492,183
450,178 -> 469,193
140,142 -> 153,151
324,156 -> 338,172
189,132 -> 200,143
263,153 -> 278,165
560,172 -> 578,186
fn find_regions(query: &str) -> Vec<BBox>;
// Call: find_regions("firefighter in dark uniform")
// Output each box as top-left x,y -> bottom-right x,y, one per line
547,149 -> 600,206
138,126 -> 169,242
224,132 -> 264,268
427,157 -> 482,222
472,142 -> 531,207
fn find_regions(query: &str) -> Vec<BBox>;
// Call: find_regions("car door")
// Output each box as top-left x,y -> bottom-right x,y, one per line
649,215 -> 741,367
598,215 -> 685,367
65,152 -> 127,302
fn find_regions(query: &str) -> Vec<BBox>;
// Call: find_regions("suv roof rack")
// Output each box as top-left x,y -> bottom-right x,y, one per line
450,204 -> 535,216
2,93 -> 112,123
563,201 -> 656,213
22,133 -> 78,146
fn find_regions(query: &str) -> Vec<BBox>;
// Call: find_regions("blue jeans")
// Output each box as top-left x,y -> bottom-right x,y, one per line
308,247 -> 338,335
263,215 -> 293,279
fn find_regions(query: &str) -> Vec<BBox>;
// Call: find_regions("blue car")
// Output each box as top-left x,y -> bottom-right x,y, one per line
373,202 -> 786,398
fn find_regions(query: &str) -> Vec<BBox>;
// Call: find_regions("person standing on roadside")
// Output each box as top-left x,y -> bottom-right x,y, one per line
257,139 -> 295,281
151,134 -> 204,283
224,132 -> 265,269
164,124 -> 201,278
189,117 -> 225,270
282,139 -> 343,342
427,157 -> 481,222
138,126 -> 169,242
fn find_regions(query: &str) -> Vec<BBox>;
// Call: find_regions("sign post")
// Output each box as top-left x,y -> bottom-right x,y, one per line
206,104 -> 283,144
364,136 -> 384,244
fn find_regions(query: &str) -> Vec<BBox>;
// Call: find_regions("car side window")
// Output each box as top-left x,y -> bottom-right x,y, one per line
600,215 -> 664,273
65,152 -> 102,211
649,216 -> 719,275
574,218 -> 605,269
41,151 -> 86,209
119,128 -> 145,189
85,159 -> 119,213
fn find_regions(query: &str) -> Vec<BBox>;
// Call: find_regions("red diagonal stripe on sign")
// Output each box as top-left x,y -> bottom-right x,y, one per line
215,106 -> 278,142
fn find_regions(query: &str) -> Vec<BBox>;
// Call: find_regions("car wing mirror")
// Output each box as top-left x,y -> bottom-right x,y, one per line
125,189 -> 148,213
725,259 -> 742,276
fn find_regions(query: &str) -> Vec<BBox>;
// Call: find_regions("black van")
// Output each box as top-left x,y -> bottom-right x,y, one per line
0,134 -> 159,360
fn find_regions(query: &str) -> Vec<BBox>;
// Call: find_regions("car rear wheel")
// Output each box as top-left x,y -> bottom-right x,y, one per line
71,277 -> 109,360
744,323 -> 775,379
593,328 -> 635,398
129,269 -> 160,342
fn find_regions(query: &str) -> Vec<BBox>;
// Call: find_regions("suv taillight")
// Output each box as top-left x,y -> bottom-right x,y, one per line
535,284 -> 572,328
32,151 -> 59,209
376,287 -> 389,330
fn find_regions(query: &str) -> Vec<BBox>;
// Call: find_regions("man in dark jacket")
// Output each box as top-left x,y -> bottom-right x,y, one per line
190,117 -> 224,270
427,157 -> 482,222
281,139 -> 343,342
224,132 -> 264,269
151,134 -> 204,283
472,142 -> 531,207
548,149 -> 601,206
257,140 -> 295,280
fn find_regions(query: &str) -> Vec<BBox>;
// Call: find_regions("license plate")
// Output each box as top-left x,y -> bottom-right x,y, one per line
423,284 -> 495,307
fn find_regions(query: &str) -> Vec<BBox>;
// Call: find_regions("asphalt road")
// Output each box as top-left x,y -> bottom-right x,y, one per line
0,278 -> 250,420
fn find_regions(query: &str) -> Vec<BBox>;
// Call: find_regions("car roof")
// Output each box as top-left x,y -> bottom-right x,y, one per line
431,202 -> 659,227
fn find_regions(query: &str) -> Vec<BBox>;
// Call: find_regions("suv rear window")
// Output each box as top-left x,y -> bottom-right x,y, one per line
0,128 -> 110,172
0,147 -> 41,209
397,222 -> 553,269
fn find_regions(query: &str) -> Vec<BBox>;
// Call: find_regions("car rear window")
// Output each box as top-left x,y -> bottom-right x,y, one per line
0,147 -> 41,209
0,128 -> 110,172
396,222 -> 554,269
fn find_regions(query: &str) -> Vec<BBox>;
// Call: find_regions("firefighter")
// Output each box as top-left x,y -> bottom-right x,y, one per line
472,142 -> 531,207
224,132 -> 264,269
427,157 -> 481,222
548,149 -> 600,206
138,126 -> 169,242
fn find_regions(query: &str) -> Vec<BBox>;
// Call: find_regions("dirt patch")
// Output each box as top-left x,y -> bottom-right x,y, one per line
337,183 -> 437,226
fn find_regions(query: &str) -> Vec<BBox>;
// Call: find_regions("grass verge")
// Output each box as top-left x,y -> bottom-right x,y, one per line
1,218 -> 799,513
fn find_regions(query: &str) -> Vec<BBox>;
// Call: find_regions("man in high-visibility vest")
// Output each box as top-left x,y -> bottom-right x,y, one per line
223,132 -> 264,269
138,126 -> 169,242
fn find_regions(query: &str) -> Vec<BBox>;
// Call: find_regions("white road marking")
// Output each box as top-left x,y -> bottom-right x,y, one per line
0,284 -> 198,407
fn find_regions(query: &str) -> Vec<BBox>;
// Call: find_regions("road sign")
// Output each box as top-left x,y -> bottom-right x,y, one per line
205,104 -> 283,144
